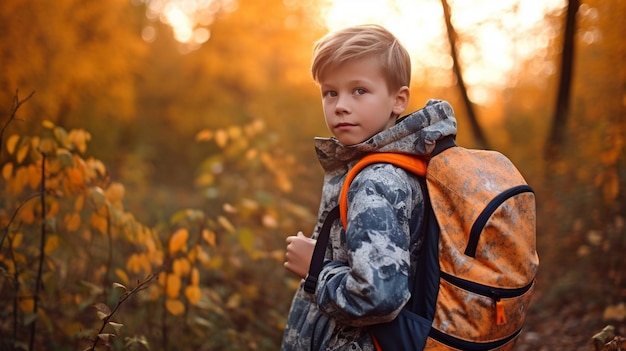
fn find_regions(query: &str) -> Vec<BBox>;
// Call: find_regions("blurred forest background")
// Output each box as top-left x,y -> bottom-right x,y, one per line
0,0 -> 624,350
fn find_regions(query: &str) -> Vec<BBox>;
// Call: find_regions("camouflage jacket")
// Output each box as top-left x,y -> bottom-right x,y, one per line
281,100 -> 458,351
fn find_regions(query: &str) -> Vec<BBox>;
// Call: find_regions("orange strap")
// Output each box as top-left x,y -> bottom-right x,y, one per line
371,331 -> 384,351
339,153 -> 428,229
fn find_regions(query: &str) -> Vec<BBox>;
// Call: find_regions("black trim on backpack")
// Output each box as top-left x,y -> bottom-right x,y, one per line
440,271 -> 534,300
465,185 -> 534,257
429,326 -> 522,351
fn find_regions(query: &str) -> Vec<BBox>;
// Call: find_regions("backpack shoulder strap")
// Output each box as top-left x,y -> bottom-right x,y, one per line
304,153 -> 428,294
339,153 -> 428,228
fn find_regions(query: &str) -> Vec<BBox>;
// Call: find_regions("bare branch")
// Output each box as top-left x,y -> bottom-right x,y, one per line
87,273 -> 160,351
0,90 -> 35,153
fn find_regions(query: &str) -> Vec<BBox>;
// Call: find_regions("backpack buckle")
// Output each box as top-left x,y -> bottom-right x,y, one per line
303,274 -> 317,294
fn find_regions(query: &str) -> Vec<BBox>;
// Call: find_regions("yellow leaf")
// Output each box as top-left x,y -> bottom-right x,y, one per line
165,299 -> 185,316
65,212 -> 81,232
166,274 -> 181,298
105,183 -> 125,203
11,233 -> 23,248
2,163 -> 13,180
245,148 -> 258,160
9,166 -> 27,194
227,125 -> 242,140
194,173 -> 215,187
38,138 -> 57,155
89,187 -> 106,209
74,194 -> 85,212
217,216 -> 235,233
197,247 -> 211,266
46,200 -> 59,218
157,271 -> 167,287
226,293 -> 241,309
19,200 -> 36,224
88,158 -> 107,178
187,245 -> 198,264
276,171 -> 292,193
66,168 -> 84,189
42,120 -> 56,129
238,228 -> 255,254
62,322 -> 84,337
13,253 -> 26,265
30,136 -> 40,152
185,285 -> 202,305
214,129 -> 228,148
126,253 -> 142,274
115,269 -> 129,285
140,253 -> 153,274
208,255 -> 223,270
222,203 -> 237,213
27,164 -> 41,190
169,228 -> 188,255
6,134 -> 20,155
53,126 -> 67,145
16,141 -> 30,164
19,298 -> 34,312
190,268 -> 200,285
195,129 -> 213,141
44,235 -> 59,254
69,129 -> 91,154
603,303 -> 626,321
90,213 -> 108,234
172,258 -> 190,276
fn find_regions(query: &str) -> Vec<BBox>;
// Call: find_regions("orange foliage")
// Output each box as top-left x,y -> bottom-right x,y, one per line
169,228 -> 189,255
64,212 -> 81,232
44,235 -> 59,254
172,258 -> 191,276
184,285 -> 202,305
166,274 -> 181,299
165,299 -> 185,316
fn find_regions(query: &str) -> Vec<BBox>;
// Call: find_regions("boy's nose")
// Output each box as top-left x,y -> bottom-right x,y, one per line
335,96 -> 350,114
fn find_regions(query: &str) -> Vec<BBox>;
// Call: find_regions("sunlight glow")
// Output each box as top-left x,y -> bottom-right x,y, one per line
319,0 -> 566,104
140,0 -> 237,51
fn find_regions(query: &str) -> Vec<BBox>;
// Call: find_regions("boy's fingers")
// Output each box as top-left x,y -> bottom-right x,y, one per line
286,232 -> 304,243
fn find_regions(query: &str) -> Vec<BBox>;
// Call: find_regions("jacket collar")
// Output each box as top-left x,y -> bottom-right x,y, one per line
314,99 -> 458,174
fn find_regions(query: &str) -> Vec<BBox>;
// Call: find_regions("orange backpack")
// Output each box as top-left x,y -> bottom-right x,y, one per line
305,138 -> 539,350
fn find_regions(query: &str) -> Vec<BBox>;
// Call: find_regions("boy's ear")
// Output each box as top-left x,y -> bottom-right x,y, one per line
392,86 -> 410,115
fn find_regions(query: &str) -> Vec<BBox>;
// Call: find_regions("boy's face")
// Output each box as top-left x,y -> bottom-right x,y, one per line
318,57 -> 409,146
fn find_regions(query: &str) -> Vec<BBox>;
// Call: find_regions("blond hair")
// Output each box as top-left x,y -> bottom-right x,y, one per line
311,24 -> 411,91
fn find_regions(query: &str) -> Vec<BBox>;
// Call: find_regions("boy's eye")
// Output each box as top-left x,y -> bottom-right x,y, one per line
323,90 -> 337,98
354,88 -> 366,95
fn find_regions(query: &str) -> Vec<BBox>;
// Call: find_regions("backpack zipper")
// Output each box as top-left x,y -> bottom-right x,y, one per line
464,184 -> 534,257
440,270 -> 534,325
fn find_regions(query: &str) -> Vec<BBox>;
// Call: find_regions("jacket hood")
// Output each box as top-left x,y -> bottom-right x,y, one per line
314,99 -> 457,174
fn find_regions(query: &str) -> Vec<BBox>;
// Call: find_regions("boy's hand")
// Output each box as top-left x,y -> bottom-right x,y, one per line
284,231 -> 316,279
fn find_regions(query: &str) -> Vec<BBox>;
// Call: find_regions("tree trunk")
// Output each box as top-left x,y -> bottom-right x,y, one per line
545,0 -> 579,161
440,0 -> 488,149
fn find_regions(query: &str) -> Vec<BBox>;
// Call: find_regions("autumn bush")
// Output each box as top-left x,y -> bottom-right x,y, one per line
0,93 -> 307,350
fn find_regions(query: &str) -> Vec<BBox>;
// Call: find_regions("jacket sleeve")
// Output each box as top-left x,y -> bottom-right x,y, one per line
315,163 -> 421,327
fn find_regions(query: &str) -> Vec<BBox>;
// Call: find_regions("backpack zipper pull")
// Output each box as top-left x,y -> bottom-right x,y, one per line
495,297 -> 507,325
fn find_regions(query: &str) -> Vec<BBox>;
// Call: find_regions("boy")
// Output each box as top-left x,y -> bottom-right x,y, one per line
282,24 -> 457,350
